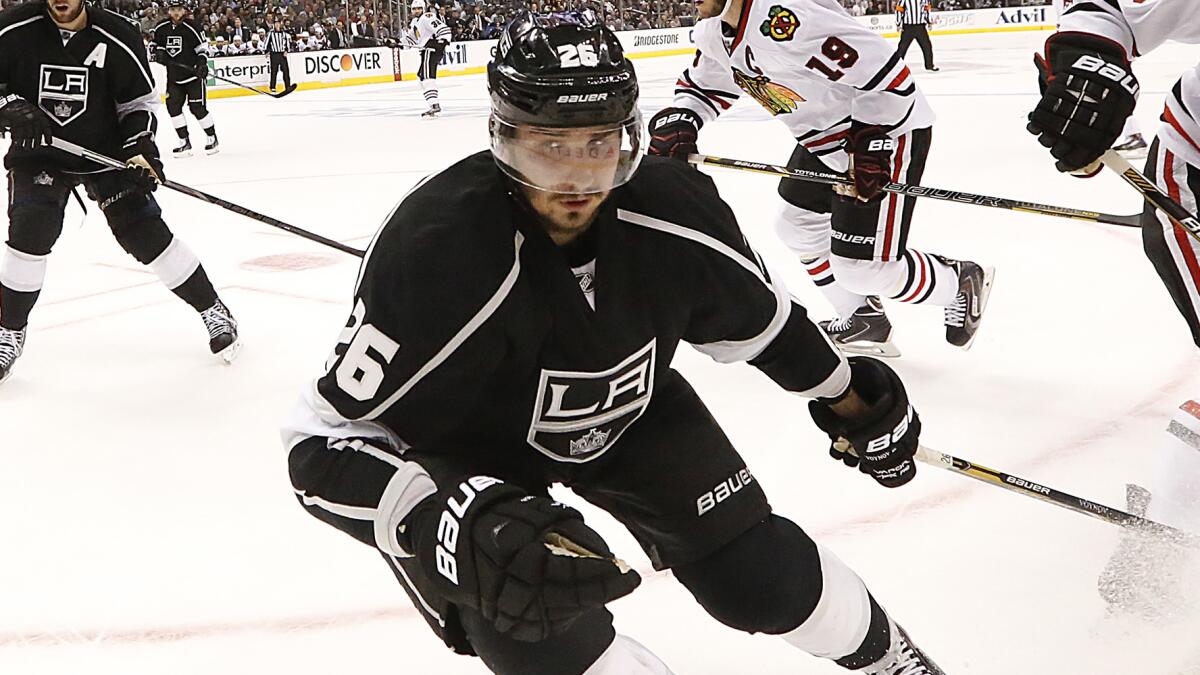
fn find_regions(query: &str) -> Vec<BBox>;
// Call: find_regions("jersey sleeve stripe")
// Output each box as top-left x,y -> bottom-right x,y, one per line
92,25 -> 155,93
359,231 -> 525,421
676,87 -> 722,115
886,66 -> 911,90
860,52 -> 903,91
1165,104 -> 1200,154
797,116 -> 851,141
616,208 -> 796,363
678,72 -> 739,108
0,14 -> 42,40
803,129 -> 849,149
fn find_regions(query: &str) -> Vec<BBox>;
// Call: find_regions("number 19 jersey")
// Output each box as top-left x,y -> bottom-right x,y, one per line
674,0 -> 935,163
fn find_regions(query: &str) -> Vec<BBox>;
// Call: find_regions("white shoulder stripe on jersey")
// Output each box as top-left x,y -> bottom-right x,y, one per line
617,208 -> 788,361
0,14 -> 42,40
359,230 -> 525,420
618,208 -> 849,395
617,208 -> 768,285
182,21 -> 204,43
353,175 -> 437,294
92,25 -> 154,91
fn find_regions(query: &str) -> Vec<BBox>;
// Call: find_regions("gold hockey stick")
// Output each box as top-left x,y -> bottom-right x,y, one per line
1101,150 -> 1200,245
687,153 -> 1143,228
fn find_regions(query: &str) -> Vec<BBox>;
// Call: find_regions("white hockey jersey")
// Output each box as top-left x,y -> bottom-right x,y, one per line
407,12 -> 451,49
673,0 -> 934,169
1060,0 -> 1200,167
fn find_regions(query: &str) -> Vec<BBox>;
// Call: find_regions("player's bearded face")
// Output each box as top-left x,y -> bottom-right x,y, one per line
45,0 -> 84,24
168,6 -> 186,21
491,113 -> 644,239
695,0 -> 727,20
512,126 -> 621,235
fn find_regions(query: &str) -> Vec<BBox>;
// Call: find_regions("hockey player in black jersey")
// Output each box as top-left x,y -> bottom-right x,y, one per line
153,0 -> 219,155
0,0 -> 239,382
285,12 -> 944,675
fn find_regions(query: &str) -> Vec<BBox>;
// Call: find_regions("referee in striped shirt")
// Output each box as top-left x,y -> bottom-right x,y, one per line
266,19 -> 293,91
895,0 -> 938,72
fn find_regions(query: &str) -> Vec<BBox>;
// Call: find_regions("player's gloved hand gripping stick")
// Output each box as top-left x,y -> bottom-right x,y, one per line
400,476 -> 639,642
49,137 -> 364,257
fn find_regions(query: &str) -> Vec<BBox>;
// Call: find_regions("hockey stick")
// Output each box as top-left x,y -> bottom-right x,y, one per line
49,138 -> 364,258
1101,150 -> 1200,245
687,153 -> 1143,228
914,445 -> 1200,546
175,64 -> 297,99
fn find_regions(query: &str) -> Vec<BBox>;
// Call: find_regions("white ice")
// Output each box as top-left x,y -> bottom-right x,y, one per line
2,29 -> 1200,675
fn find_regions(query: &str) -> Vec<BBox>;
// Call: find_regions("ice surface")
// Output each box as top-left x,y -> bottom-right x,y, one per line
2,30 -> 1199,675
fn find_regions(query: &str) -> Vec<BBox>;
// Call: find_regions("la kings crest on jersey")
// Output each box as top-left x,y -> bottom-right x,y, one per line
38,64 -> 88,126
165,34 -> 183,57
527,340 -> 656,463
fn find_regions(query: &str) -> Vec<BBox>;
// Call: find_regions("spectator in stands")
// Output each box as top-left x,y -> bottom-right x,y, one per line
328,19 -> 348,48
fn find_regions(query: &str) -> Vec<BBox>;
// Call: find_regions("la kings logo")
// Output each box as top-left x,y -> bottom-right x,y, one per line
38,64 -> 88,126
527,340 -> 655,463
166,35 -> 184,57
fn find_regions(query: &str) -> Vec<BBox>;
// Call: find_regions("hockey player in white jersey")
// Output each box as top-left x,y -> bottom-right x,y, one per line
408,0 -> 451,117
1027,0 -> 1200,615
648,0 -> 994,357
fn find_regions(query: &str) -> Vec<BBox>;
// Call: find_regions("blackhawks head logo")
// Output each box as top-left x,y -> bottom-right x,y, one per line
760,5 -> 799,41
732,67 -> 804,115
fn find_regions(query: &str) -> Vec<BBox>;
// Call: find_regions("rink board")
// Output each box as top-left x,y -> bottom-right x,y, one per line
202,4 -> 1056,98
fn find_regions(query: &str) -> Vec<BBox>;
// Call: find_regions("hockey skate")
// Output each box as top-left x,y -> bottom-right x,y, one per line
200,299 -> 241,364
0,326 -> 25,384
421,103 -> 441,118
1113,133 -> 1149,159
941,257 -> 994,350
204,132 -> 219,155
172,137 -> 192,157
1097,484 -> 1189,620
859,620 -> 946,675
819,296 -> 901,358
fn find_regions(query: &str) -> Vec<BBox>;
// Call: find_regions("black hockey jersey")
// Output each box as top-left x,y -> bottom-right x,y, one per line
0,1 -> 158,172
282,153 -> 851,550
152,17 -> 207,85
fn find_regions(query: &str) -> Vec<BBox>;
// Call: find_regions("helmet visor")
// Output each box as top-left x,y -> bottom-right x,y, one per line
491,112 -> 644,195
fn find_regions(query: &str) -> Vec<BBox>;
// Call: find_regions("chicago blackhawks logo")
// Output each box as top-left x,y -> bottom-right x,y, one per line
527,340 -> 656,463
760,5 -> 799,42
38,64 -> 88,126
731,67 -> 804,115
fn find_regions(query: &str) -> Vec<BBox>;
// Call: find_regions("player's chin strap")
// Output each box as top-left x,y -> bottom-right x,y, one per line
48,137 -> 365,258
686,153 -> 1144,229
913,445 -> 1200,548
1101,150 -> 1200,245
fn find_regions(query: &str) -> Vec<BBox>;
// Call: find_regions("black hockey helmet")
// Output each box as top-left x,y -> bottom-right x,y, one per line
488,11 -> 638,126
488,11 -> 643,194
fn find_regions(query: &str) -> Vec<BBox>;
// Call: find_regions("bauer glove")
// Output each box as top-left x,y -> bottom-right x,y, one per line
403,476 -> 640,642
809,357 -> 922,488
0,94 -> 53,149
1028,32 -> 1138,175
647,107 -> 701,160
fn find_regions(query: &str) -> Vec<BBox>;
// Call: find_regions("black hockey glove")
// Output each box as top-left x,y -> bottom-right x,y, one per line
1027,32 -> 1138,175
0,94 -> 53,149
404,476 -> 640,642
153,50 -> 168,65
647,107 -> 701,160
120,135 -> 165,193
842,123 -> 894,203
808,357 -> 921,488
194,59 -> 209,78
